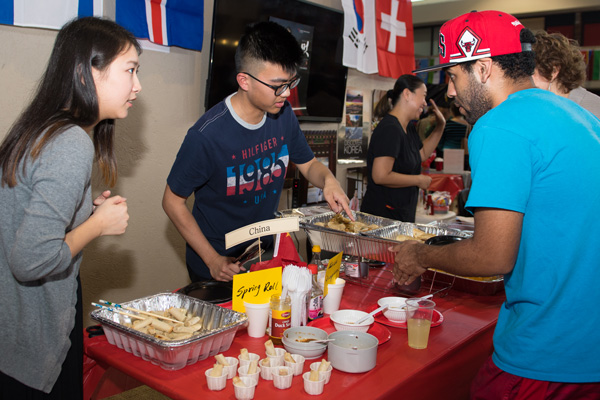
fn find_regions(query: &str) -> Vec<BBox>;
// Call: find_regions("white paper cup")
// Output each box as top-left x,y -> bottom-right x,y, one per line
303,371 -> 325,395
233,376 -> 257,400
284,353 -> 305,376
266,347 -> 285,367
222,357 -> 239,379
259,359 -> 275,380
204,368 -> 227,391
272,366 -> 293,389
310,361 -> 332,384
321,278 -> 345,314
244,301 -> 270,338
238,352 -> 260,368
238,364 -> 261,382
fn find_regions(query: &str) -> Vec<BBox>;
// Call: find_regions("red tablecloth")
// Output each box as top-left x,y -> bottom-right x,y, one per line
84,282 -> 503,400
426,173 -> 465,201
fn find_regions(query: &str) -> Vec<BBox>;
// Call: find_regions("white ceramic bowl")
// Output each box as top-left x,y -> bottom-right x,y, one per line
329,309 -> 374,332
281,327 -> 327,359
377,297 -> 408,322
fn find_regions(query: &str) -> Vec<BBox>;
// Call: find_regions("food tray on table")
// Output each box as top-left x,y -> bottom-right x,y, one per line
90,292 -> 247,370
421,269 -> 504,296
364,224 -> 502,295
297,211 -> 401,263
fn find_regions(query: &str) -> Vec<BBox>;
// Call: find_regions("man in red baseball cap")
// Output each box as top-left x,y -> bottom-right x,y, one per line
394,10 -> 600,399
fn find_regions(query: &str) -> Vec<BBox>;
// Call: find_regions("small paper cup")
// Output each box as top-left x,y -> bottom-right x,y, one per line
222,357 -> 239,379
272,366 -> 293,389
303,371 -> 325,395
238,352 -> 260,368
238,364 -> 261,382
267,347 -> 285,367
204,368 -> 227,391
259,360 -> 275,380
285,354 -> 305,376
233,376 -> 257,400
310,361 -> 332,384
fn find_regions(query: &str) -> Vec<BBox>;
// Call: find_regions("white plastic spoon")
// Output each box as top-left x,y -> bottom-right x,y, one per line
355,304 -> 389,324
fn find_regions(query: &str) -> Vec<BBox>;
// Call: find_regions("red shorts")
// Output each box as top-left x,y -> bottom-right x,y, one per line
470,356 -> 600,400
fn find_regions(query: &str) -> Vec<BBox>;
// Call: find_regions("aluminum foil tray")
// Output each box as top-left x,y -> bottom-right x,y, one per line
298,211 -> 401,263
364,222 -> 472,242
422,270 -> 504,296
350,223 -> 472,264
90,292 -> 247,370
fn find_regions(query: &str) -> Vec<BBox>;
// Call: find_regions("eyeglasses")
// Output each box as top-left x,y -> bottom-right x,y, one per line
242,72 -> 300,96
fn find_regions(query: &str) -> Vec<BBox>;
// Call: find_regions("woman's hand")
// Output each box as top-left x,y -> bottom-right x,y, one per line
90,195 -> 129,236
417,174 -> 432,190
92,190 -> 112,212
429,99 -> 445,126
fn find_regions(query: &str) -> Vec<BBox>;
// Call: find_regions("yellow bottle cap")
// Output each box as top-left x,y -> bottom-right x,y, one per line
312,245 -> 321,252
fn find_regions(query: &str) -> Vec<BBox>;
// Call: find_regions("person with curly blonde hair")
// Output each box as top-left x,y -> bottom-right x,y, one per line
532,30 -> 600,118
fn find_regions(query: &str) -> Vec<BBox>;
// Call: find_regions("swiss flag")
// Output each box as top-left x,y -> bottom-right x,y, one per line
375,0 -> 414,78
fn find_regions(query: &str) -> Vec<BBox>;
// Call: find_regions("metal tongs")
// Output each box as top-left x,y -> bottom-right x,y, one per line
235,240 -> 265,268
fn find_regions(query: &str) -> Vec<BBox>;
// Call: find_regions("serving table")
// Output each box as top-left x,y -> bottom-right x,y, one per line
84,281 -> 504,400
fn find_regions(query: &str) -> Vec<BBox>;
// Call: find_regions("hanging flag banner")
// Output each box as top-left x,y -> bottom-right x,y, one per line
0,0 -> 101,30
375,0 -> 414,78
115,0 -> 203,51
342,0 -> 378,74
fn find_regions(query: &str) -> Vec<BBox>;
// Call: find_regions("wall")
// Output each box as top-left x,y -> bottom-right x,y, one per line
1,0 -> 595,326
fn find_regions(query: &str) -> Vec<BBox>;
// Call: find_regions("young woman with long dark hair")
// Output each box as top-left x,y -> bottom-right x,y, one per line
0,17 -> 141,398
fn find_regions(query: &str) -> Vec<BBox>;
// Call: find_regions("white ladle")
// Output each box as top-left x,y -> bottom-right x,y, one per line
355,304 -> 389,324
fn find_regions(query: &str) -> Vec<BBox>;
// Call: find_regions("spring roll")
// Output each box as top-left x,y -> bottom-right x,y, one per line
168,307 -> 187,322
210,363 -> 223,377
247,360 -> 258,374
232,376 -> 245,387
150,318 -> 174,333
240,348 -> 250,360
309,369 -> 321,381
133,317 -> 153,330
284,352 -> 296,363
264,339 -> 276,356
318,359 -> 331,372
261,358 -> 270,367
214,354 -> 229,366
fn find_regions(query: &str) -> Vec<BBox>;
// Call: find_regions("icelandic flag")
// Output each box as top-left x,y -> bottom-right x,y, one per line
342,0 -> 378,74
115,0 -> 203,52
0,0 -> 101,30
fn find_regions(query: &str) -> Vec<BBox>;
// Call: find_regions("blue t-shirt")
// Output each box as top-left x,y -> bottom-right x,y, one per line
466,89 -> 600,382
167,95 -> 314,278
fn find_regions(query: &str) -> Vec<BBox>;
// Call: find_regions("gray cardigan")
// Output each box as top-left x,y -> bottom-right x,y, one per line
0,125 -> 94,393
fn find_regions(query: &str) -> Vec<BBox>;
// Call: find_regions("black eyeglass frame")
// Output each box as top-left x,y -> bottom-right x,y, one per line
242,72 -> 301,96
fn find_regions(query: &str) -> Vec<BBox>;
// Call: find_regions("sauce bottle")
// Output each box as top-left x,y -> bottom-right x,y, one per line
269,293 -> 291,345
307,264 -> 324,321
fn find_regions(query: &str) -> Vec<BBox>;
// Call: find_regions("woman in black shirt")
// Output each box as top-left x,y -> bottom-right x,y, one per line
361,75 -> 445,222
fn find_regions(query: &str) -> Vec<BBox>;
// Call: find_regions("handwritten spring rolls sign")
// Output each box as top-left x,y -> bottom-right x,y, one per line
227,218 -> 297,313
233,267 -> 282,313
225,217 -> 299,249
323,252 -> 343,297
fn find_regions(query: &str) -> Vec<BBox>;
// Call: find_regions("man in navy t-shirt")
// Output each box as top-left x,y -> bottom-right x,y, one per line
163,22 -> 351,282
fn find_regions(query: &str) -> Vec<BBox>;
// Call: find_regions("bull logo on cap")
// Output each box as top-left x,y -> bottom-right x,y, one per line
460,38 -> 476,53
457,28 -> 479,58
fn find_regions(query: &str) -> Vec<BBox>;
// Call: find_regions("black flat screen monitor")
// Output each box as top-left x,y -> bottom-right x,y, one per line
206,0 -> 348,122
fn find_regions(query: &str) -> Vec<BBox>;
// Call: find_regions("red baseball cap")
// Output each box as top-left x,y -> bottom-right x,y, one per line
413,10 -> 530,73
